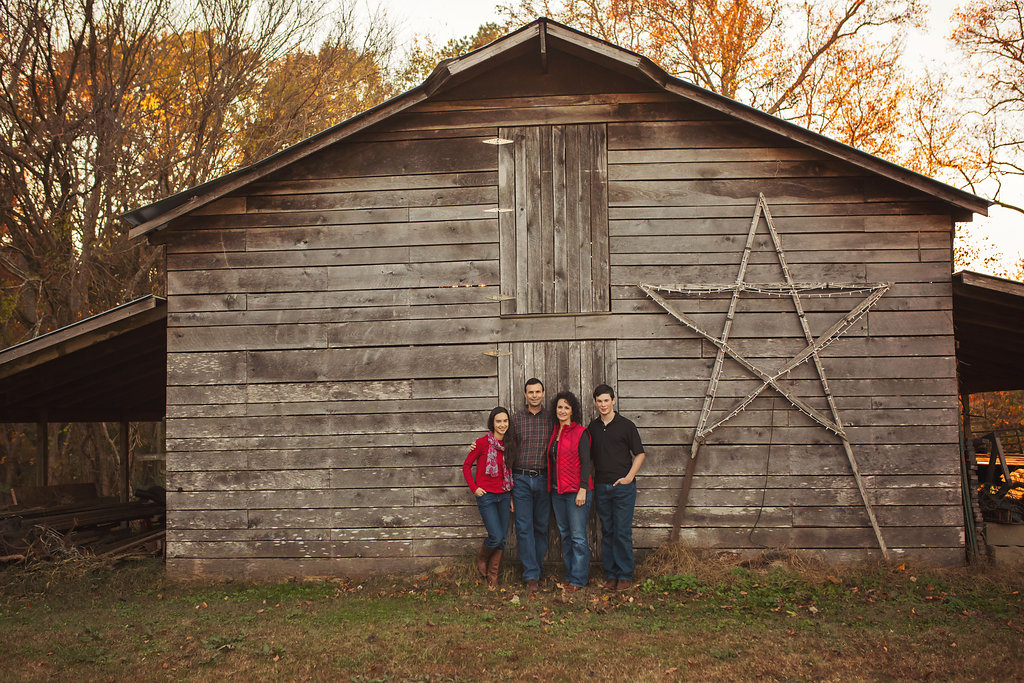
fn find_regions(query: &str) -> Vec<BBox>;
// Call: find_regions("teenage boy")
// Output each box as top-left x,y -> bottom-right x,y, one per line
510,378 -> 551,592
588,384 -> 645,592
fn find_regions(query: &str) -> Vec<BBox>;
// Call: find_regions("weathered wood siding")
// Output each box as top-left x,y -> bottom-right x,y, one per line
161,48 -> 964,578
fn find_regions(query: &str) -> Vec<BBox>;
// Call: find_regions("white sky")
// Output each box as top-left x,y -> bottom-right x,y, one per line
381,0 -> 506,43
373,0 -> 1023,276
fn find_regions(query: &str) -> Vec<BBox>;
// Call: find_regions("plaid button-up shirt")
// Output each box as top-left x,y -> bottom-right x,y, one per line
511,406 -> 551,471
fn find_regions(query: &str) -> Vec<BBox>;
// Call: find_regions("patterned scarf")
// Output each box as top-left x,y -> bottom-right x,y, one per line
485,433 -> 512,491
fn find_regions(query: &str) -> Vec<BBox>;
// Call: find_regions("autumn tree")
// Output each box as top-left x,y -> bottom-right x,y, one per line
396,22 -> 506,91
0,0 -> 397,493
951,0 -> 1024,211
970,391 -> 1024,434
135,0 -> 399,196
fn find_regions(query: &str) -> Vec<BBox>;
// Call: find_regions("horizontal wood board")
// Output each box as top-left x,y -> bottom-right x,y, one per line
161,84 -> 964,574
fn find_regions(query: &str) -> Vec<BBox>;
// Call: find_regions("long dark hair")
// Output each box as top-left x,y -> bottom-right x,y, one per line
551,391 -> 582,425
487,406 -> 509,433
488,406 -> 516,468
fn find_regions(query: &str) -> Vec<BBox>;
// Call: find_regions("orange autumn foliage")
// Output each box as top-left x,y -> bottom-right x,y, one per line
500,0 -> 924,167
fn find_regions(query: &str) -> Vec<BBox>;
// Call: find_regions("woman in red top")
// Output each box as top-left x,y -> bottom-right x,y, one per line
545,391 -> 593,589
462,406 -> 513,587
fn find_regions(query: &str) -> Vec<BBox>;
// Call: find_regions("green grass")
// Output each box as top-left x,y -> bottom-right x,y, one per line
1,550 -> 1021,681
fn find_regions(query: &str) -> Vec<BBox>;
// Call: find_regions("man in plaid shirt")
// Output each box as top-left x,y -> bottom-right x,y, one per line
510,377 -> 551,592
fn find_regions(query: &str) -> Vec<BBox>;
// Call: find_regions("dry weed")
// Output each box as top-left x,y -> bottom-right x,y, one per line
632,543 -> 984,588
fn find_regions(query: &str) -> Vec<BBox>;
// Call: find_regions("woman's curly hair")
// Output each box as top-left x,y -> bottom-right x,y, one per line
550,391 -> 582,425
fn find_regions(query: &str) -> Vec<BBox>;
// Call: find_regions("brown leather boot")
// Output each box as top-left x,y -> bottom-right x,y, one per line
487,549 -> 503,588
476,543 -> 492,580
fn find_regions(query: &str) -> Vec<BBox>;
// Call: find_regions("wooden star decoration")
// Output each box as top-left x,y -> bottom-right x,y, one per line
639,193 -> 892,558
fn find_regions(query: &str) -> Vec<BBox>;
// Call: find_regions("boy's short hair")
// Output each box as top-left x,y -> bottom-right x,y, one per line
593,384 -> 615,400
524,377 -> 544,391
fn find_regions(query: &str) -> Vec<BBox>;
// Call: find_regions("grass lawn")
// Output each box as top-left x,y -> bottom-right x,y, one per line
1,548 -> 1021,681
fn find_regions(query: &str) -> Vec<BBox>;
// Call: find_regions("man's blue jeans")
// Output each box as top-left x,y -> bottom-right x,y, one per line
595,481 -> 636,581
476,491 -> 511,550
551,490 -> 593,587
512,473 -> 550,581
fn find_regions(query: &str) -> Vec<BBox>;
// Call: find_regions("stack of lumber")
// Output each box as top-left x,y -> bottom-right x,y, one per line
0,484 -> 164,564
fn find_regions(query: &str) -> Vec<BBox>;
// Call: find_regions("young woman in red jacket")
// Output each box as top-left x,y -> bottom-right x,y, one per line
462,406 -> 513,587
545,391 -> 593,589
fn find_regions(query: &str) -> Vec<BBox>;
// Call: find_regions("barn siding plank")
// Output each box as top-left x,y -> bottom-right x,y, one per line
526,126 -> 544,313
246,345 -> 496,383
578,126 -> 595,311
246,171 -> 497,196
592,124 -> 611,312
247,286 -> 497,311
609,160 -> 858,180
170,302 -> 498,328
541,125 -> 556,313
513,127 -> 529,314
608,215 -> 953,237
381,100 -> 725,130
498,128 -> 516,315
270,136 -> 496,181
565,125 -> 582,311
608,201 -> 946,221
168,244 -> 497,271
551,125 -> 568,313
608,121 -> 788,149
242,220 -> 496,253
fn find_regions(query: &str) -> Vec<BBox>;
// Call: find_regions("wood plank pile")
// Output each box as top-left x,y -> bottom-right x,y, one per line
0,484 -> 165,564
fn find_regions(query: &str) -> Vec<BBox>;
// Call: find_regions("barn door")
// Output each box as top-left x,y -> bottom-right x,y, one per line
497,124 -> 610,315
497,339 -> 617,566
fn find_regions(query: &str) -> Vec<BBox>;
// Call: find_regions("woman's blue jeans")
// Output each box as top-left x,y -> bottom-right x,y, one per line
550,490 -> 592,587
476,491 -> 512,550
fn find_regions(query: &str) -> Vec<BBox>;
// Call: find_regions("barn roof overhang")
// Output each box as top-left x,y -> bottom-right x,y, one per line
0,295 -> 167,423
953,270 -> 1024,394
122,17 -> 992,240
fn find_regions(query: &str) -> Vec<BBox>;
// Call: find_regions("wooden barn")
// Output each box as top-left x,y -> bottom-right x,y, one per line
123,19 -> 992,577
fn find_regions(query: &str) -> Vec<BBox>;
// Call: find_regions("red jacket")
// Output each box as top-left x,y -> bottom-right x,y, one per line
545,422 -> 593,494
462,434 -> 512,493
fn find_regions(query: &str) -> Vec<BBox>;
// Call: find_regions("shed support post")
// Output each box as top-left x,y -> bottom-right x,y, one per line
120,420 -> 130,503
37,413 -> 48,487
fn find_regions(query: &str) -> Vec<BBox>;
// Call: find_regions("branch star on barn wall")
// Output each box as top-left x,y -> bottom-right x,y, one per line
639,193 -> 892,558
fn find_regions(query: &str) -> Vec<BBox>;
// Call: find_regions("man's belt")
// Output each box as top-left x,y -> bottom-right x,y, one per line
512,467 -> 546,477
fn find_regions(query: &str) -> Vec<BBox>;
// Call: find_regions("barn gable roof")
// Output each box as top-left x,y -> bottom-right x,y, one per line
123,18 -> 990,239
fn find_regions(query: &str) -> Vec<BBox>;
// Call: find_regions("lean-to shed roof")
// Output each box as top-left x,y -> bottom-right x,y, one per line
0,296 -> 166,422
953,270 -> 1024,394
123,18 -> 990,239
